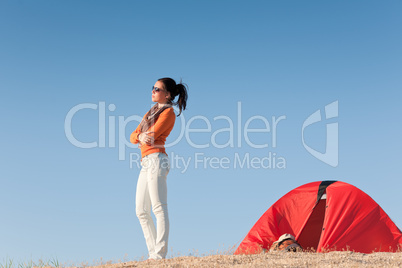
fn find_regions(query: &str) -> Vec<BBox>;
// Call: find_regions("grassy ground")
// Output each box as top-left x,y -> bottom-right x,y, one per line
87,252 -> 402,268
3,252 -> 402,268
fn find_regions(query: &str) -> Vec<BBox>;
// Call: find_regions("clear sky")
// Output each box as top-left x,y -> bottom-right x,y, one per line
1,0 -> 401,265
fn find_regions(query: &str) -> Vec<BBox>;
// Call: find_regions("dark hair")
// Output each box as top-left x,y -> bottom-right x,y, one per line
158,77 -> 188,116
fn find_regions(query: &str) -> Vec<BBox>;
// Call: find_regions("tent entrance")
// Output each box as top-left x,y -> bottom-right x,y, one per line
297,197 -> 326,251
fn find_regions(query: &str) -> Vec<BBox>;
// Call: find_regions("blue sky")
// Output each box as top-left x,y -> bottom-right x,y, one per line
1,0 -> 401,264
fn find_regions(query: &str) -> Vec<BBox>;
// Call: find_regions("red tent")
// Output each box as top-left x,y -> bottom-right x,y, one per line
234,181 -> 402,254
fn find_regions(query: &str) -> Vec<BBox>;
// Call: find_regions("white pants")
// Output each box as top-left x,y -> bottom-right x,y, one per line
136,152 -> 170,260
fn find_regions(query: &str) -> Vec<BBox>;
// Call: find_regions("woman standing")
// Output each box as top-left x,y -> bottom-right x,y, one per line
130,77 -> 188,260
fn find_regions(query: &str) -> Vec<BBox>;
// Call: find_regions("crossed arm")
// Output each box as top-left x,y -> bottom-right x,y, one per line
130,109 -> 176,146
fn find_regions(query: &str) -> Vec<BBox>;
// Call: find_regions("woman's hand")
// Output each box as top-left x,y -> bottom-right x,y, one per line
139,131 -> 155,145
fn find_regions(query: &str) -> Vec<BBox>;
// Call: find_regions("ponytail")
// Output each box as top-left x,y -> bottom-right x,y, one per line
174,82 -> 188,116
157,77 -> 188,116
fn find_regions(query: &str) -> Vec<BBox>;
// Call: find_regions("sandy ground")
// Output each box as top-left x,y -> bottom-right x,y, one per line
80,252 -> 402,268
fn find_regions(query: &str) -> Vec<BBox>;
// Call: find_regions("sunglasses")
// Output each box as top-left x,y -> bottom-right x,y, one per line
152,86 -> 165,93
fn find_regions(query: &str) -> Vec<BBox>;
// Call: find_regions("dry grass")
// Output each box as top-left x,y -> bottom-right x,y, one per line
73,252 -> 402,268
4,246 -> 401,268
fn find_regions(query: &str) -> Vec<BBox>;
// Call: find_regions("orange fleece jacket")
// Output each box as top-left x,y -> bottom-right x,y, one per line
130,107 -> 176,159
